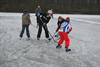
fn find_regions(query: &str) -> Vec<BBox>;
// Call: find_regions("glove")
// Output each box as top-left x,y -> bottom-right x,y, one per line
54,32 -> 58,37
40,15 -> 43,17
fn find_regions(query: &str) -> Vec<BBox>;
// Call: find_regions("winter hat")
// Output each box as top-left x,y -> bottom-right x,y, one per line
66,17 -> 70,22
23,10 -> 28,14
58,16 -> 63,19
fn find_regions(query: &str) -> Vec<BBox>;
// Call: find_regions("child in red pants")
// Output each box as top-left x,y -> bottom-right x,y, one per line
55,16 -> 72,52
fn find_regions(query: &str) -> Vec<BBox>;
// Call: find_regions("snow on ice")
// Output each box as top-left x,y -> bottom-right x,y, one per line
0,12 -> 100,67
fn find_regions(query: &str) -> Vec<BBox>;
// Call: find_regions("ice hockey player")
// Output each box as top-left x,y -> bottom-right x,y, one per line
55,16 -> 72,52
36,12 -> 52,40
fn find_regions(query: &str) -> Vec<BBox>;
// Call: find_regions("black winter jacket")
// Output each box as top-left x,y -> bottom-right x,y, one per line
38,13 -> 51,24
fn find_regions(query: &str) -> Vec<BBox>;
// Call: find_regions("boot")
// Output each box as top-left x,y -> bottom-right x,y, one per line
56,45 -> 62,48
46,37 -> 51,41
65,47 -> 71,52
37,37 -> 40,40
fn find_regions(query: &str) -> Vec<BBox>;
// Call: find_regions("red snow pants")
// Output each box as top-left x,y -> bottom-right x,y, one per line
58,32 -> 70,48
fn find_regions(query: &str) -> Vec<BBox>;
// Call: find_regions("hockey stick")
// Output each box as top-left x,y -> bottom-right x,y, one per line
48,30 -> 58,43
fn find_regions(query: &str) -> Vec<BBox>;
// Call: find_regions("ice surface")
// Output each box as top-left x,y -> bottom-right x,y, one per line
0,12 -> 100,67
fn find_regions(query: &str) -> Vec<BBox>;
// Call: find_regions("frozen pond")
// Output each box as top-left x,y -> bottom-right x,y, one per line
0,12 -> 100,67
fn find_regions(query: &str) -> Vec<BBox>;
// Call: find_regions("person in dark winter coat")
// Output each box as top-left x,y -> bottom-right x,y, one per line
35,5 -> 43,26
19,11 -> 31,40
36,12 -> 51,40
35,5 -> 42,17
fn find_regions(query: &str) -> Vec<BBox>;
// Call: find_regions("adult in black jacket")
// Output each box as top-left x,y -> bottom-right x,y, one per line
35,5 -> 43,27
37,13 -> 51,40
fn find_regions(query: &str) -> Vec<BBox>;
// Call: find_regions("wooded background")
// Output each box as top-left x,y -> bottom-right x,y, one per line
0,0 -> 100,14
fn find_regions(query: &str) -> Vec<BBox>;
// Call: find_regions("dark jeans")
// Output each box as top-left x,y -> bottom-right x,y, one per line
20,25 -> 30,38
37,24 -> 49,38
